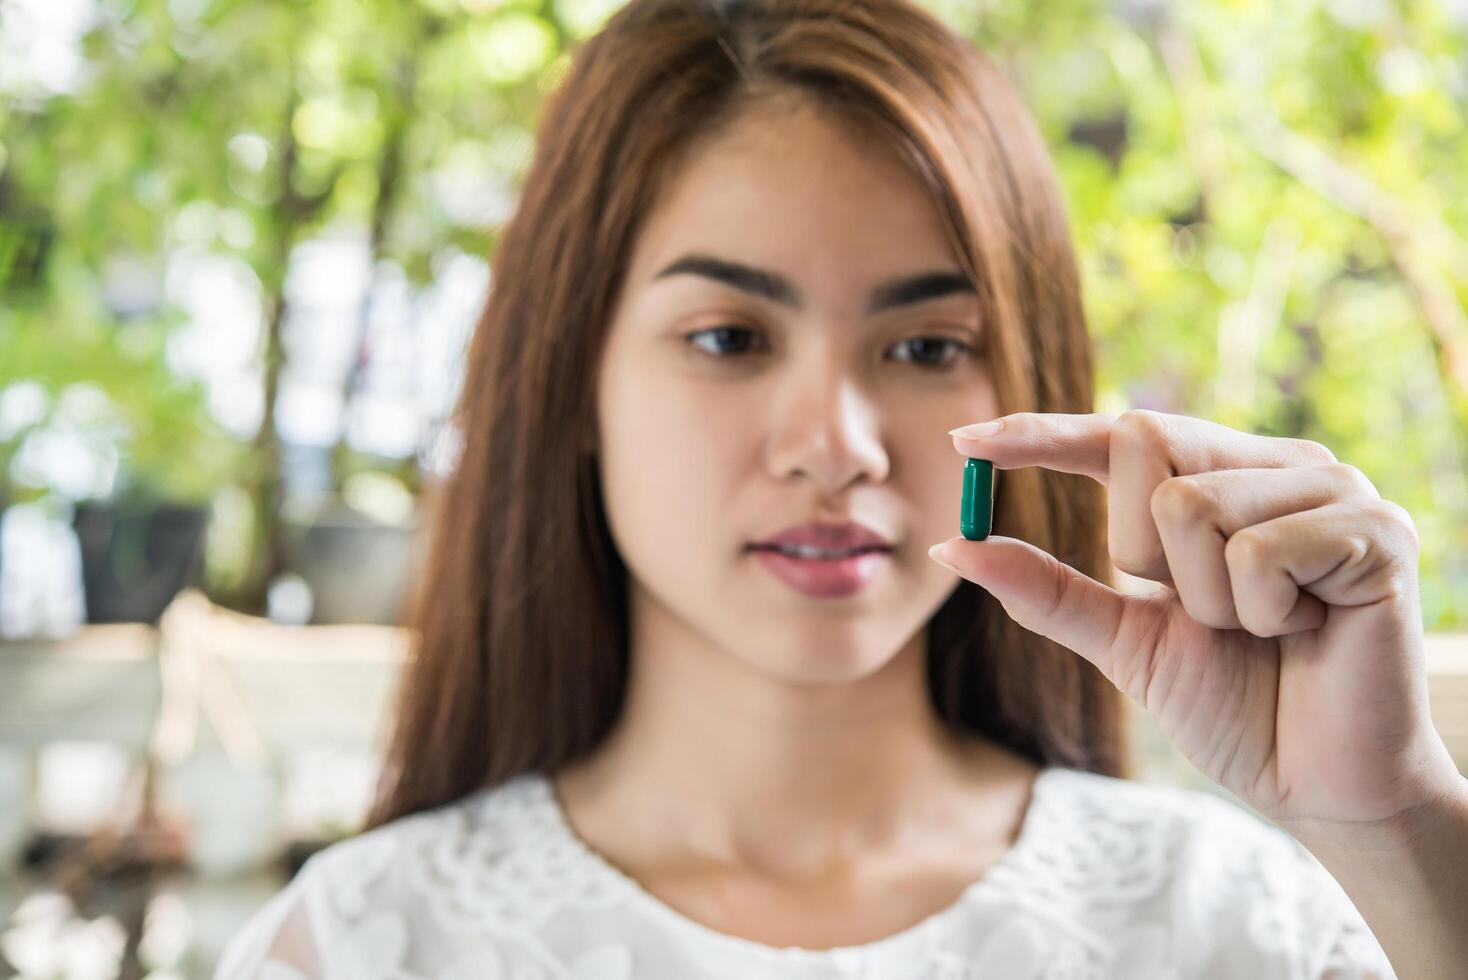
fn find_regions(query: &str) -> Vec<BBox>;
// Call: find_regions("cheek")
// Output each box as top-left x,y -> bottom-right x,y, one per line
893,444 -> 965,546
602,370 -> 740,487
597,366 -> 749,565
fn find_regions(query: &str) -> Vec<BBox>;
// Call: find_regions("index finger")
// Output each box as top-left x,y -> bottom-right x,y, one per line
948,410 -> 1333,487
950,412 -> 1117,485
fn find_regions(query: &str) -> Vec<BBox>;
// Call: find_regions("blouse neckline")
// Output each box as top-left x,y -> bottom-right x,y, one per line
529,765 -> 1060,962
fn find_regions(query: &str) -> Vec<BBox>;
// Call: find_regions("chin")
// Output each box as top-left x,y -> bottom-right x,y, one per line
738,638 -> 900,688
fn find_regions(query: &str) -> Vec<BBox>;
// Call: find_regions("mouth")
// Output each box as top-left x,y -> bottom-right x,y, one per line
746,543 -> 894,599
747,543 -> 894,560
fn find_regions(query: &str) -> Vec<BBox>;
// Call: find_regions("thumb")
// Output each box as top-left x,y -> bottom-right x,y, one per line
929,535 -> 1131,678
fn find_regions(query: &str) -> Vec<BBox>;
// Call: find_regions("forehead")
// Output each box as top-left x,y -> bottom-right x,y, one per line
625,99 -> 963,308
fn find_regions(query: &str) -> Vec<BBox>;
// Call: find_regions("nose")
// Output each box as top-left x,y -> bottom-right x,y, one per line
766,358 -> 890,493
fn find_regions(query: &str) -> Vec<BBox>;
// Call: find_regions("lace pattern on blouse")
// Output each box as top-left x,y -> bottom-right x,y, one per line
214,767 -> 1398,980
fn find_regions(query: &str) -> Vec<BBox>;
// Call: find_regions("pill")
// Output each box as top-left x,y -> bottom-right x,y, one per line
960,457 -> 995,541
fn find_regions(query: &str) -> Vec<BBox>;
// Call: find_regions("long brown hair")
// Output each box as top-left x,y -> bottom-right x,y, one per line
364,0 -> 1129,831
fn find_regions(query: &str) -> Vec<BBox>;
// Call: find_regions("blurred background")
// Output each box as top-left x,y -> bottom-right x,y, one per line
2,0 -> 1467,975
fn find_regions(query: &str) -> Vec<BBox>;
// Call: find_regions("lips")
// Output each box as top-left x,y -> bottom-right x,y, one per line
749,520 -> 893,553
747,520 -> 896,598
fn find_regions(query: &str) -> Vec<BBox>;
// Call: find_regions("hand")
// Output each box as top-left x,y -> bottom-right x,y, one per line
929,410 -> 1464,848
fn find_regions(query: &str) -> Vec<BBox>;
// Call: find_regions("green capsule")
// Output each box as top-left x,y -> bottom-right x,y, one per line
960,457 -> 995,541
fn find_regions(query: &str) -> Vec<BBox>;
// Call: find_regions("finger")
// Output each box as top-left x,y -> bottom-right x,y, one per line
1226,499 -> 1420,638
1109,411 -> 1338,584
1153,463 -> 1382,630
950,412 -> 1115,484
950,411 -> 1339,586
931,534 -> 1163,698
951,410 -> 1337,480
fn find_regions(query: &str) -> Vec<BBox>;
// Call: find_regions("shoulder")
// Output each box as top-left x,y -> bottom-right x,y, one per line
215,773 -> 554,979
1027,767 -> 1394,978
1040,764 -> 1296,855
1005,766 -> 1250,906
302,771 -> 554,926
1034,763 -> 1332,869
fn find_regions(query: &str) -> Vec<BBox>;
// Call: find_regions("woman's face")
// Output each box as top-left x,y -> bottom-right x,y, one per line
594,98 -> 999,685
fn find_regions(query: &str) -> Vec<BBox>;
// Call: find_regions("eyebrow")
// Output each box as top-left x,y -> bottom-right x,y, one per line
651,253 -> 977,316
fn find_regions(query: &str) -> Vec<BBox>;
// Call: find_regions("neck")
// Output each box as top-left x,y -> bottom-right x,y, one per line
552,590 -> 1034,881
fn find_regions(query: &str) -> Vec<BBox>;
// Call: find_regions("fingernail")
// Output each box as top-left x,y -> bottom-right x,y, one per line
949,419 -> 1003,439
928,542 -> 960,573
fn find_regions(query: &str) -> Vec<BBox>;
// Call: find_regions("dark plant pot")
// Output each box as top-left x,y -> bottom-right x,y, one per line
72,502 -> 210,624
285,501 -> 423,625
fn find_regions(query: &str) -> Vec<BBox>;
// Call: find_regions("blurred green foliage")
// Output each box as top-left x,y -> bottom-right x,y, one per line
977,0 -> 1468,627
1,0 -> 1466,623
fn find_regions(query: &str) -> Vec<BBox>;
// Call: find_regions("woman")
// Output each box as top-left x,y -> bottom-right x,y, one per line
215,0 -> 1468,976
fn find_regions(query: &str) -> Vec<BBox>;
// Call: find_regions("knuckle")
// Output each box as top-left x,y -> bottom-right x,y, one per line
1107,542 -> 1158,578
1043,550 -> 1074,619
1224,528 -> 1270,568
1342,532 -> 1373,567
1232,602 -> 1274,638
1289,438 -> 1336,464
1003,411 -> 1036,436
1150,476 -> 1215,525
1326,461 -> 1380,499
1115,409 -> 1169,448
1376,499 -> 1420,551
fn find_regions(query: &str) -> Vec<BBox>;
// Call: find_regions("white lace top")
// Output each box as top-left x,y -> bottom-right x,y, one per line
212,766 -> 1396,979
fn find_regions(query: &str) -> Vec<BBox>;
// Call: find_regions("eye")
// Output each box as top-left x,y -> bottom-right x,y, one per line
889,336 -> 972,370
685,325 -> 768,358
683,327 -> 975,369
